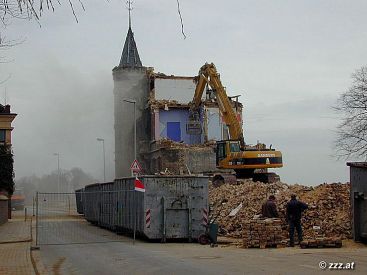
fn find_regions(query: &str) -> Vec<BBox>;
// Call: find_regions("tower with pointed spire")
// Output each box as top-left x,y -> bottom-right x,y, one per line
119,1 -> 142,68
113,1 -> 150,178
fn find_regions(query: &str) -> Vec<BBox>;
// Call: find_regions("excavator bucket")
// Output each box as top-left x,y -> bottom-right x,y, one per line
186,112 -> 202,135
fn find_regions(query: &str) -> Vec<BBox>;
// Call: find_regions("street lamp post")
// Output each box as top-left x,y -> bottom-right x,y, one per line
97,138 -> 106,182
122,98 -> 137,174
53,153 -> 60,193
123,98 -> 137,244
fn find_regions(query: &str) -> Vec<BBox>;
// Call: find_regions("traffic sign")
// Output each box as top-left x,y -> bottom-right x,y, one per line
130,159 -> 142,172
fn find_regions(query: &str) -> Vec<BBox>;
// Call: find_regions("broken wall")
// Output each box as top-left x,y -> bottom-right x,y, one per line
150,75 -> 243,144
144,74 -> 245,176
148,144 -> 217,175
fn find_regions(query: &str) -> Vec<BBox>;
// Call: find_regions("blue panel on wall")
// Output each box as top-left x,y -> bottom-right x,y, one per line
159,109 -> 202,144
167,122 -> 181,142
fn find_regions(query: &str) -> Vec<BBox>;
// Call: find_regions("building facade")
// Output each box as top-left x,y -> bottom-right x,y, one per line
0,104 -> 17,224
0,104 -> 16,146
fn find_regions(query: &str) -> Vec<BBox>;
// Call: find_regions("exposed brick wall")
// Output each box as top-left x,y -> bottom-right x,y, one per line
0,200 -> 8,225
148,146 -> 219,174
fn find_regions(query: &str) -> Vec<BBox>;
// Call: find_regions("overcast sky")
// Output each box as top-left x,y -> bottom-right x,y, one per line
1,0 -> 366,185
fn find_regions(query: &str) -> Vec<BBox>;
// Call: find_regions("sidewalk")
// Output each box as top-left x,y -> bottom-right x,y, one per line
0,210 -> 35,275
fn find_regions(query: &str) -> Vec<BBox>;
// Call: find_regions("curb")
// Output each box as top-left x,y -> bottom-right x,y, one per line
30,247 -> 49,275
0,238 -> 32,244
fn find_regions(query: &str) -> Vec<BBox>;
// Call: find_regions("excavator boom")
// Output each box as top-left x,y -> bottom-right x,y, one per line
191,63 -> 244,146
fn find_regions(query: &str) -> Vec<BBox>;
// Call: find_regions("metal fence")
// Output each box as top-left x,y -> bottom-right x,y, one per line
36,176 -> 209,245
35,191 -> 139,245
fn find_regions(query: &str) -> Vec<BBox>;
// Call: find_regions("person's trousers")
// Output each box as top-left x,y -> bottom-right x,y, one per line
289,220 -> 302,245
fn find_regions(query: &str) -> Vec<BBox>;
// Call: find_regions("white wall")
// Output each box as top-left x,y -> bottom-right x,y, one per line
154,78 -> 198,103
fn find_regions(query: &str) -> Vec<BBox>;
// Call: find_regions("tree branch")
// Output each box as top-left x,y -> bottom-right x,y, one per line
334,66 -> 367,159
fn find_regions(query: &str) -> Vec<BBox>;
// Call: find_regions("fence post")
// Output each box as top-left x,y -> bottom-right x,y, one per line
133,190 -> 136,245
32,196 -> 35,216
161,197 -> 166,243
30,216 -> 33,242
68,195 -> 71,215
36,192 -> 39,246
24,207 -> 27,222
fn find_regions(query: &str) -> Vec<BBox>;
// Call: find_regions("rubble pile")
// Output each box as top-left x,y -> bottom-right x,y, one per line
209,180 -> 351,239
148,98 -> 184,109
148,91 -> 189,109
242,218 -> 287,248
155,138 -> 216,149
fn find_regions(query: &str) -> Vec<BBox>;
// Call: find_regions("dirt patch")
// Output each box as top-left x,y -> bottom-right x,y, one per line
52,257 -> 66,275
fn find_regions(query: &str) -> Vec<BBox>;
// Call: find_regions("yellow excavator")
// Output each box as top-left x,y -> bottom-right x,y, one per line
187,63 -> 283,183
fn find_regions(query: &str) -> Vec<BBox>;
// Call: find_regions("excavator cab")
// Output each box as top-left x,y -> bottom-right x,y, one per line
216,141 -> 226,165
216,140 -> 241,165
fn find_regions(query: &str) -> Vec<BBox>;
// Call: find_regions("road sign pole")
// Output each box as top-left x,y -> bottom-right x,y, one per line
133,190 -> 136,245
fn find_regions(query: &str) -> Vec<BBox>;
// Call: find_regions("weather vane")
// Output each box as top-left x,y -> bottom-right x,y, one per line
126,0 -> 134,28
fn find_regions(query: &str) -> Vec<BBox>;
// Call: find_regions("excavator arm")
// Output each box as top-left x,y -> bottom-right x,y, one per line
190,63 -> 244,146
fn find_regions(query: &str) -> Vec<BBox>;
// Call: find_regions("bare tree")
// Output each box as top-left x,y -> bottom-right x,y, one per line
0,0 -> 84,63
0,0 -> 186,63
1,1 -> 84,25
1,1 -> 185,43
335,66 -> 367,159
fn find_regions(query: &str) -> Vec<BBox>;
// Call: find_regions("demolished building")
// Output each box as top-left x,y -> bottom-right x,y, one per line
113,21 -> 243,177
146,72 -> 243,175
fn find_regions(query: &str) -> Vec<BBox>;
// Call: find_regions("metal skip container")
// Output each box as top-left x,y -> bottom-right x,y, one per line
82,176 -> 209,241
347,162 -> 367,243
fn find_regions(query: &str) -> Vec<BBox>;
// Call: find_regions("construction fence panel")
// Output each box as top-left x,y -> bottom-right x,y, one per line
36,191 -> 139,245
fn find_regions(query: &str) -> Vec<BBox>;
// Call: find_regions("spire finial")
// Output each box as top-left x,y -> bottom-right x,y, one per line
127,0 -> 133,29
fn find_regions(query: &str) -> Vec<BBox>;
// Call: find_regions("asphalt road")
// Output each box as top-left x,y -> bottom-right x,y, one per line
39,218 -> 367,275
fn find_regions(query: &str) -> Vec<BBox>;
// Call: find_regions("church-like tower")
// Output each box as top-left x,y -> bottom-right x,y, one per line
113,5 -> 149,178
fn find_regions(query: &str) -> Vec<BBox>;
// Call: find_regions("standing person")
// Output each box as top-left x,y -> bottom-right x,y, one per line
286,194 -> 308,247
261,195 -> 279,218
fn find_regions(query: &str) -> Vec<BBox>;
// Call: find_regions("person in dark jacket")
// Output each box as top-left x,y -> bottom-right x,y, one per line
261,195 -> 279,218
286,194 -> 308,247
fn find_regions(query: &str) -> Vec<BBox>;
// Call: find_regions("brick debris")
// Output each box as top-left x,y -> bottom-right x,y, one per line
242,218 -> 288,248
209,180 -> 351,240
